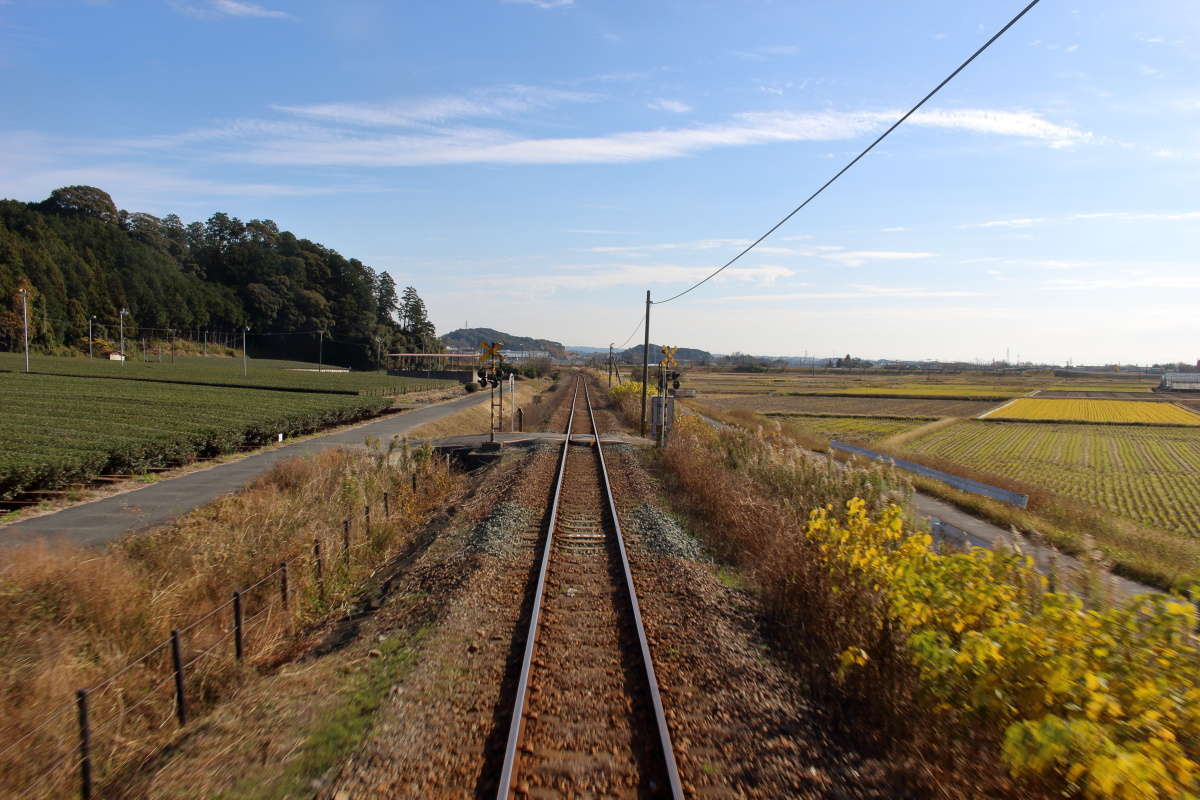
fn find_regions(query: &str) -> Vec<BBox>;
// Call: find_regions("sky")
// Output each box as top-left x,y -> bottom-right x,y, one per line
2,0 -> 1199,364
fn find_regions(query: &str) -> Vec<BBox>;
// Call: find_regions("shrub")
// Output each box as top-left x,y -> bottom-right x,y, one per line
464,381 -> 480,393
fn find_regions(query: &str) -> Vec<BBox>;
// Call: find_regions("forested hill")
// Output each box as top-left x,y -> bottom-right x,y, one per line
440,327 -> 567,358
622,344 -> 713,364
0,186 -> 440,367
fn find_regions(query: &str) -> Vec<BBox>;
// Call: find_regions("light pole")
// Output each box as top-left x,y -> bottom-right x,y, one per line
318,330 -> 324,373
119,308 -> 128,365
18,288 -> 29,372
242,326 -> 249,377
88,315 -> 96,359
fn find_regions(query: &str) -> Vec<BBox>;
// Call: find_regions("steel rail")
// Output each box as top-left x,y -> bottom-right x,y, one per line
583,379 -> 685,799
494,377 -> 579,798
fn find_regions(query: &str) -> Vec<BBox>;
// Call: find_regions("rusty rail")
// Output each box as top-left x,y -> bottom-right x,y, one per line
494,374 -> 682,799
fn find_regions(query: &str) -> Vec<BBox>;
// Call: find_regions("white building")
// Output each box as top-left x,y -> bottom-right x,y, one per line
1161,373 -> 1200,390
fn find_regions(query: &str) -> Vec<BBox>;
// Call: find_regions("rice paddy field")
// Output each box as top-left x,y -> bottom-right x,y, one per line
983,397 -> 1200,426
701,393 -> 1000,418
904,420 -> 1200,536
769,414 -> 929,443
0,353 -> 454,396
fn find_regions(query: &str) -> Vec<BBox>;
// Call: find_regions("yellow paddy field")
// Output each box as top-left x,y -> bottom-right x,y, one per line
982,397 -> 1200,426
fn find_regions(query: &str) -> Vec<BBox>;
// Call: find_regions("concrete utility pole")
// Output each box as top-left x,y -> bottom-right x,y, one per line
608,343 -> 614,387
18,288 -> 29,372
640,290 -> 650,437
242,327 -> 249,376
119,308 -> 128,365
88,316 -> 95,359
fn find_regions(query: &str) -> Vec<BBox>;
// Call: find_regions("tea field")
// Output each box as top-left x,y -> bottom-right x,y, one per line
0,373 -> 393,499
903,420 -> 1200,535
0,353 -> 454,396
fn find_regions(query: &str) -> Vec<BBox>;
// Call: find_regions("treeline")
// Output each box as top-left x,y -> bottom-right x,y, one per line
0,186 -> 440,368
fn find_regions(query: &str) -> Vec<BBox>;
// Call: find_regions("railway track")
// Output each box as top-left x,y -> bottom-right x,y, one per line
496,375 -> 682,798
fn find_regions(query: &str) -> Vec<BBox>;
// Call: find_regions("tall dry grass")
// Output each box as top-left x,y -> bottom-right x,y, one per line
0,438 -> 458,798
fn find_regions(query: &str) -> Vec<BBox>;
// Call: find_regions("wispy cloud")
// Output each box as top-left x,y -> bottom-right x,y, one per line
708,286 -> 984,302
173,0 -> 292,19
190,106 -> 1090,168
1045,276 -> 1200,291
732,44 -> 799,61
273,85 -> 595,128
579,238 -> 933,267
881,226 -> 908,232
473,263 -> 795,292
502,0 -> 573,8
963,210 -> 1200,228
647,98 -> 692,113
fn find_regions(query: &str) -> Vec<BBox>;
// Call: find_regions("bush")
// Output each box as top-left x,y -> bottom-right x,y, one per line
464,381 -> 480,393
661,414 -> 1200,799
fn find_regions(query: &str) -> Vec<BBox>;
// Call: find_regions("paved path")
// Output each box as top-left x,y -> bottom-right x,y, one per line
0,388 -> 506,552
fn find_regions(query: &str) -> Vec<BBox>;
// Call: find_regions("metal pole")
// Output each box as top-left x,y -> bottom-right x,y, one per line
19,289 -> 29,372
232,591 -> 243,661
170,330 -> 175,364
170,629 -> 187,726
203,330 -> 207,356
88,317 -> 94,359
318,330 -> 323,373
76,689 -> 92,800
119,308 -> 127,366
640,290 -> 651,437
383,491 -> 390,518
242,327 -> 248,376
518,407 -> 523,433
608,343 -> 613,387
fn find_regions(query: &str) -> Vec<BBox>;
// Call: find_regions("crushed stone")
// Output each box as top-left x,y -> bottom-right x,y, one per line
630,503 -> 706,561
468,501 -> 533,556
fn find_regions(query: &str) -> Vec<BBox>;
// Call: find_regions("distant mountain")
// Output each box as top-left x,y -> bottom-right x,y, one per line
621,344 -> 712,364
440,327 -> 567,358
567,345 -> 610,354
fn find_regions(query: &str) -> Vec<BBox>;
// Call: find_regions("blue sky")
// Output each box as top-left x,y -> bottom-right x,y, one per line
2,0 -> 1198,363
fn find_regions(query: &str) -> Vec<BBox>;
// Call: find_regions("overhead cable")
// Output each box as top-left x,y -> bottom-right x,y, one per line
651,0 -> 1042,305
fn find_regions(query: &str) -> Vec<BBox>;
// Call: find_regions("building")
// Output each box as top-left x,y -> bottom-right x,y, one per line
1160,372 -> 1200,390
107,351 -> 126,361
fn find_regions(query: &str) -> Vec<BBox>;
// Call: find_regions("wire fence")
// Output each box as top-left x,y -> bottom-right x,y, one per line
4,470 -> 440,799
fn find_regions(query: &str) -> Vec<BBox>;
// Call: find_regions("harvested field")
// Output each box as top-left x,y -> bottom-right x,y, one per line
771,414 -> 928,443
704,393 -> 1000,418
1034,390 -> 1164,400
983,397 -> 1200,425
904,420 -> 1200,536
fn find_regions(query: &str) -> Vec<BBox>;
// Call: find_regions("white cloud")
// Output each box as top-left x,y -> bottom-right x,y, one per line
881,226 -> 908,232
174,0 -> 292,19
964,210 -> 1200,229
273,85 -> 595,128
648,99 -> 692,114
906,109 -> 1091,148
473,263 -> 795,292
1045,276 -> 1200,291
579,238 -> 932,267
503,0 -> 573,7
820,250 -> 934,267
962,217 -> 1049,228
732,44 -> 799,61
708,286 -> 984,302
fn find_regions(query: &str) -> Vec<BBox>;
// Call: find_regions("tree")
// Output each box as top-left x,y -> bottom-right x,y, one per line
376,272 -> 399,325
38,186 -> 120,225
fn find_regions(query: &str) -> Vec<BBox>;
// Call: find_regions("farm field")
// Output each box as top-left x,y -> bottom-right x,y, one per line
983,397 -> 1200,425
0,353 -> 454,396
903,420 -> 1200,536
770,414 -> 928,443
1045,384 -> 1154,393
822,384 -> 1023,399
702,393 -> 1001,418
0,372 -> 393,499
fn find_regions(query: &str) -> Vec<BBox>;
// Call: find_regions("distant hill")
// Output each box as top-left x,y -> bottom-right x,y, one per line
440,328 -> 567,358
621,344 -> 712,364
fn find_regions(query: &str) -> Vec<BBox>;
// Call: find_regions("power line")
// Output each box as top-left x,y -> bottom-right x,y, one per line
651,0 -> 1042,306
616,314 -> 645,351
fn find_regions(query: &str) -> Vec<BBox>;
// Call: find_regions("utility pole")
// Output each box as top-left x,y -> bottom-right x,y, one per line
242,326 -> 249,377
608,343 -> 614,387
640,290 -> 651,437
203,329 -> 207,356
18,288 -> 29,372
119,308 -> 128,366
88,316 -> 95,359
318,330 -> 324,373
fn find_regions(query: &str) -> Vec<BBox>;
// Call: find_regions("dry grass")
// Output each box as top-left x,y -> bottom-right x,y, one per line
0,442 -> 460,798
401,379 -> 547,440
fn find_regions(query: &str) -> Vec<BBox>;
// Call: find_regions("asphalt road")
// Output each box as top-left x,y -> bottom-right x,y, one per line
0,388 -> 504,552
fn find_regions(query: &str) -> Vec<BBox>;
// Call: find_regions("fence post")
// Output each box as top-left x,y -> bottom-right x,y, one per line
313,539 -> 325,601
518,407 -> 523,432
364,504 -> 371,532
232,591 -> 244,661
170,629 -> 187,726
280,561 -> 289,610
383,491 -> 390,519
76,689 -> 91,800
411,472 -> 417,494
342,519 -> 350,563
